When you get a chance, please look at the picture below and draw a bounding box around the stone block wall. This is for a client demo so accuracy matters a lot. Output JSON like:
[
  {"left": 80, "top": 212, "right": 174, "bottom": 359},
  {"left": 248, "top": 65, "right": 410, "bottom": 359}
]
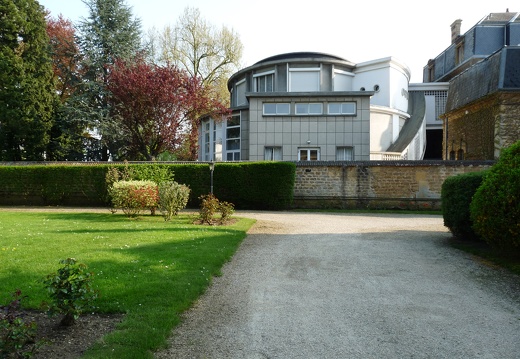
[{"left": 292, "top": 161, "right": 493, "bottom": 210}]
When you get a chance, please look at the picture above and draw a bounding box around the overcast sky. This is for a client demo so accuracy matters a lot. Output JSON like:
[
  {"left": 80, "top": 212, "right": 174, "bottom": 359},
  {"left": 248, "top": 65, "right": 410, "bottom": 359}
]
[{"left": 38, "top": 0, "right": 516, "bottom": 83}]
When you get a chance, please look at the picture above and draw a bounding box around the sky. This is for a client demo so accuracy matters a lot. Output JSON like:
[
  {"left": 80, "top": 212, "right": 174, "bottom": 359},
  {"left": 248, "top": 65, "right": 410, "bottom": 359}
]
[{"left": 38, "top": 0, "right": 516, "bottom": 83}]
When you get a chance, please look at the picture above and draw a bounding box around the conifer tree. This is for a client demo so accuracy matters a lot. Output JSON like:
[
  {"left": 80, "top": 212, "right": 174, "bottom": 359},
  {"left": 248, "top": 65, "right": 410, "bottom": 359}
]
[
  {"left": 75, "top": 0, "right": 142, "bottom": 160},
  {"left": 0, "top": 0, "right": 57, "bottom": 160}
]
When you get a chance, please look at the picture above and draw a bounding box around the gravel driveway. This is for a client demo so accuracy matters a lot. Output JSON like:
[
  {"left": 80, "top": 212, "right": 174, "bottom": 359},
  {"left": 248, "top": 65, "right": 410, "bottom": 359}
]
[{"left": 155, "top": 212, "right": 520, "bottom": 359}]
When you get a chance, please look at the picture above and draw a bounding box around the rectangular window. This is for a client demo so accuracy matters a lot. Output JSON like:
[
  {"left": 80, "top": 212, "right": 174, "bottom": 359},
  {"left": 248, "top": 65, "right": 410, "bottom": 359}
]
[
  {"left": 289, "top": 68, "right": 320, "bottom": 92},
  {"left": 298, "top": 148, "right": 320, "bottom": 161},
  {"left": 264, "top": 146, "right": 282, "bottom": 160},
  {"left": 336, "top": 146, "right": 353, "bottom": 161},
  {"left": 295, "top": 103, "right": 323, "bottom": 115},
  {"left": 235, "top": 80, "right": 246, "bottom": 106},
  {"left": 328, "top": 102, "right": 356, "bottom": 115},
  {"left": 225, "top": 114, "right": 240, "bottom": 160},
  {"left": 254, "top": 71, "right": 274, "bottom": 92},
  {"left": 263, "top": 103, "right": 290, "bottom": 115}
]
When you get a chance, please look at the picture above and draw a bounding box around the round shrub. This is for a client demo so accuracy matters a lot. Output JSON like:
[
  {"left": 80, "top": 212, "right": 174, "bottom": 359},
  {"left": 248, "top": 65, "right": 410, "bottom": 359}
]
[
  {"left": 441, "top": 171, "right": 487, "bottom": 240},
  {"left": 109, "top": 180, "right": 159, "bottom": 216},
  {"left": 470, "top": 141, "right": 520, "bottom": 255}
]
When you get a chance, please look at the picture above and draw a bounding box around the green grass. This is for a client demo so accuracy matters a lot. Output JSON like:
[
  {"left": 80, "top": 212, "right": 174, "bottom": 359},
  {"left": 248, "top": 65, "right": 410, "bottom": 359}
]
[{"left": 0, "top": 211, "right": 255, "bottom": 358}]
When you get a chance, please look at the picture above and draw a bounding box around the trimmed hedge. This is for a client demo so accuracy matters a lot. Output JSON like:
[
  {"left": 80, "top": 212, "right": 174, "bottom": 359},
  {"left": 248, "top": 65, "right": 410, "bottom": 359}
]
[
  {"left": 470, "top": 141, "right": 520, "bottom": 254},
  {"left": 0, "top": 162, "right": 296, "bottom": 210},
  {"left": 441, "top": 171, "right": 487, "bottom": 241}
]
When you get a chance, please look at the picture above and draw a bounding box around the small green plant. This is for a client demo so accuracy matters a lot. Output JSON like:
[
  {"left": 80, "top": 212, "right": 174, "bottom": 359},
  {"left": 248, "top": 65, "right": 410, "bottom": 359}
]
[
  {"left": 198, "top": 194, "right": 235, "bottom": 225},
  {"left": 42, "top": 258, "right": 98, "bottom": 327},
  {"left": 158, "top": 181, "right": 191, "bottom": 221},
  {"left": 1, "top": 290, "right": 41, "bottom": 358},
  {"left": 219, "top": 201, "right": 235, "bottom": 224},
  {"left": 109, "top": 180, "right": 159, "bottom": 217}
]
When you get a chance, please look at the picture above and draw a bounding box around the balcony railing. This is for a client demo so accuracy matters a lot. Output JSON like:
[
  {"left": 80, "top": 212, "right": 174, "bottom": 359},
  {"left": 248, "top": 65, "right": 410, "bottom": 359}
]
[{"left": 370, "top": 152, "right": 403, "bottom": 161}]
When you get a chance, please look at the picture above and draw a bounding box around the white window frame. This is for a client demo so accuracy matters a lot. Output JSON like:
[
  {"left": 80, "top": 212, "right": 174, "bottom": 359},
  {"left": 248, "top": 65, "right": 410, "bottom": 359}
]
[
  {"left": 253, "top": 70, "right": 275, "bottom": 92},
  {"left": 225, "top": 114, "right": 241, "bottom": 161},
  {"left": 263, "top": 103, "right": 291, "bottom": 116},
  {"left": 328, "top": 102, "right": 357, "bottom": 115},
  {"left": 298, "top": 148, "right": 320, "bottom": 161},
  {"left": 295, "top": 103, "right": 323, "bottom": 115}
]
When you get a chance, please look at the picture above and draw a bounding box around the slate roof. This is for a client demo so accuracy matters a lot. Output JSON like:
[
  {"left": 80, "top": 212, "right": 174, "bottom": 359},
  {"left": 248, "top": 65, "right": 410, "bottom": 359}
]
[{"left": 445, "top": 46, "right": 520, "bottom": 112}]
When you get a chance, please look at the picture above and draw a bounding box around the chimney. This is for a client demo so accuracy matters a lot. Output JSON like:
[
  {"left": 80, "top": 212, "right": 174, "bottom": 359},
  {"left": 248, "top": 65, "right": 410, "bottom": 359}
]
[{"left": 451, "top": 19, "right": 462, "bottom": 44}]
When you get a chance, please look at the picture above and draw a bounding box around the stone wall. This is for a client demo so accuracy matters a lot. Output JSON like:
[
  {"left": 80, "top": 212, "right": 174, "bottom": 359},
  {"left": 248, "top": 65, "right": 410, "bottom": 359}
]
[{"left": 292, "top": 161, "right": 493, "bottom": 210}]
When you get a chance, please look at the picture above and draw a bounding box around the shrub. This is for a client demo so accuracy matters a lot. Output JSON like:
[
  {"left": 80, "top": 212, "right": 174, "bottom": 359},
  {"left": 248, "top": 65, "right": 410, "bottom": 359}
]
[
  {"left": 109, "top": 180, "right": 159, "bottom": 217},
  {"left": 441, "top": 171, "right": 487, "bottom": 240},
  {"left": 470, "top": 141, "right": 520, "bottom": 255},
  {"left": 219, "top": 201, "right": 235, "bottom": 224},
  {"left": 158, "top": 181, "right": 191, "bottom": 221},
  {"left": 42, "top": 258, "right": 98, "bottom": 327},
  {"left": 198, "top": 194, "right": 221, "bottom": 225},
  {"left": 198, "top": 194, "right": 236, "bottom": 225},
  {"left": 0, "top": 290, "right": 41, "bottom": 358}
]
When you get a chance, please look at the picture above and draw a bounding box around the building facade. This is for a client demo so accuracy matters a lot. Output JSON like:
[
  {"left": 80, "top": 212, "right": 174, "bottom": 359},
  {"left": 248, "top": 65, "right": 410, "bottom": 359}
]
[
  {"left": 424, "top": 11, "right": 520, "bottom": 160},
  {"left": 199, "top": 52, "right": 425, "bottom": 162}
]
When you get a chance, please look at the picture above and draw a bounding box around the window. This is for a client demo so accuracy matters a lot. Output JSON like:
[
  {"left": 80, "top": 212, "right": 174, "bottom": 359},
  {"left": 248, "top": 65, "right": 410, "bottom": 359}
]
[
  {"left": 295, "top": 103, "right": 323, "bottom": 115},
  {"left": 336, "top": 146, "right": 353, "bottom": 161},
  {"left": 263, "top": 103, "right": 290, "bottom": 115},
  {"left": 328, "top": 102, "right": 356, "bottom": 115},
  {"left": 254, "top": 71, "right": 274, "bottom": 92},
  {"left": 455, "top": 43, "right": 464, "bottom": 65},
  {"left": 289, "top": 68, "right": 320, "bottom": 92},
  {"left": 333, "top": 69, "right": 353, "bottom": 91},
  {"left": 264, "top": 146, "right": 282, "bottom": 160},
  {"left": 235, "top": 79, "right": 246, "bottom": 106},
  {"left": 298, "top": 148, "right": 320, "bottom": 161},
  {"left": 225, "top": 114, "right": 240, "bottom": 160}
]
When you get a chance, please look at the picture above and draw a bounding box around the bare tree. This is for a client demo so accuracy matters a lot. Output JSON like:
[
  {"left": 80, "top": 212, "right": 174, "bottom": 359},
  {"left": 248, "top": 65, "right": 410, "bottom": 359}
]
[{"left": 147, "top": 7, "right": 243, "bottom": 105}]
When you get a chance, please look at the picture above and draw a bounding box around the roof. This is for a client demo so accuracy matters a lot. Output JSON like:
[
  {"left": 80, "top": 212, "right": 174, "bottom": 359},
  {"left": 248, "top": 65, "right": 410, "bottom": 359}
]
[
  {"left": 445, "top": 46, "right": 520, "bottom": 112},
  {"left": 478, "top": 11, "right": 520, "bottom": 24},
  {"left": 254, "top": 52, "right": 350, "bottom": 65}
]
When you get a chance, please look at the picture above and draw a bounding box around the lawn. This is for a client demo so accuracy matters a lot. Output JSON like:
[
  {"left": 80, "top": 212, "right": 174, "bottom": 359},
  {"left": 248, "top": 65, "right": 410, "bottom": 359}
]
[{"left": 0, "top": 210, "right": 255, "bottom": 358}]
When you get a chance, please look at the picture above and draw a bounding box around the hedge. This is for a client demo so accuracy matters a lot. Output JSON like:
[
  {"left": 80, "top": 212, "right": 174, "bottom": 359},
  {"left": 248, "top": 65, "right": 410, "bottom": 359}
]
[
  {"left": 441, "top": 171, "right": 487, "bottom": 241},
  {"left": 0, "top": 162, "right": 296, "bottom": 210}
]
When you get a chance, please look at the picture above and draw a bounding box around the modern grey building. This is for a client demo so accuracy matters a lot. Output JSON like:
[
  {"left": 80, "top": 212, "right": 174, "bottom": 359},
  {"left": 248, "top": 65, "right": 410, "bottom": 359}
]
[{"left": 199, "top": 52, "right": 425, "bottom": 162}]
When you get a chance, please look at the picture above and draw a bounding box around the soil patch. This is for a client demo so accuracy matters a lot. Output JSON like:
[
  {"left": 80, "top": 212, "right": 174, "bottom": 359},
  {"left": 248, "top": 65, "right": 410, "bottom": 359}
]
[{"left": 21, "top": 311, "right": 123, "bottom": 359}]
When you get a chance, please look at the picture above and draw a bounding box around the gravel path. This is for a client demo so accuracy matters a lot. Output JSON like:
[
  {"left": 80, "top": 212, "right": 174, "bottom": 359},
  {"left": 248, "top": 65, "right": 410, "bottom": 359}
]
[{"left": 154, "top": 212, "right": 520, "bottom": 359}]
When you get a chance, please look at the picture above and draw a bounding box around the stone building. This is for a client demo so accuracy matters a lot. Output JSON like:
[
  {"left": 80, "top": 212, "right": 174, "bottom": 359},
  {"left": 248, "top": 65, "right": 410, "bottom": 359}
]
[{"left": 424, "top": 11, "right": 520, "bottom": 159}]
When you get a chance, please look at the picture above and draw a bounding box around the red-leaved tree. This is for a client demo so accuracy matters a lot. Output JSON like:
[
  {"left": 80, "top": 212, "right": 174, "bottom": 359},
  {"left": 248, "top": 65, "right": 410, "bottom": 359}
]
[
  {"left": 107, "top": 58, "right": 229, "bottom": 160},
  {"left": 46, "top": 14, "right": 81, "bottom": 102}
]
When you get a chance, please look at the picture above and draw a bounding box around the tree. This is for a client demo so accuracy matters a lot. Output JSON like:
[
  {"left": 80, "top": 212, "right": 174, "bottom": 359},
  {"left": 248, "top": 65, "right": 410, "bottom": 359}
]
[
  {"left": 145, "top": 7, "right": 243, "bottom": 159},
  {"left": 0, "top": 0, "right": 57, "bottom": 160},
  {"left": 107, "top": 58, "right": 229, "bottom": 161},
  {"left": 153, "top": 7, "right": 243, "bottom": 104},
  {"left": 75, "top": 0, "right": 142, "bottom": 160},
  {"left": 45, "top": 13, "right": 87, "bottom": 160}
]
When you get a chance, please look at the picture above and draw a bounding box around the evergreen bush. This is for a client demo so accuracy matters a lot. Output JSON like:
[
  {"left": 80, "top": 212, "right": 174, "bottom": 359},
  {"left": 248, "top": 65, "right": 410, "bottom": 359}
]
[
  {"left": 470, "top": 141, "right": 520, "bottom": 255},
  {"left": 157, "top": 181, "right": 191, "bottom": 221}
]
